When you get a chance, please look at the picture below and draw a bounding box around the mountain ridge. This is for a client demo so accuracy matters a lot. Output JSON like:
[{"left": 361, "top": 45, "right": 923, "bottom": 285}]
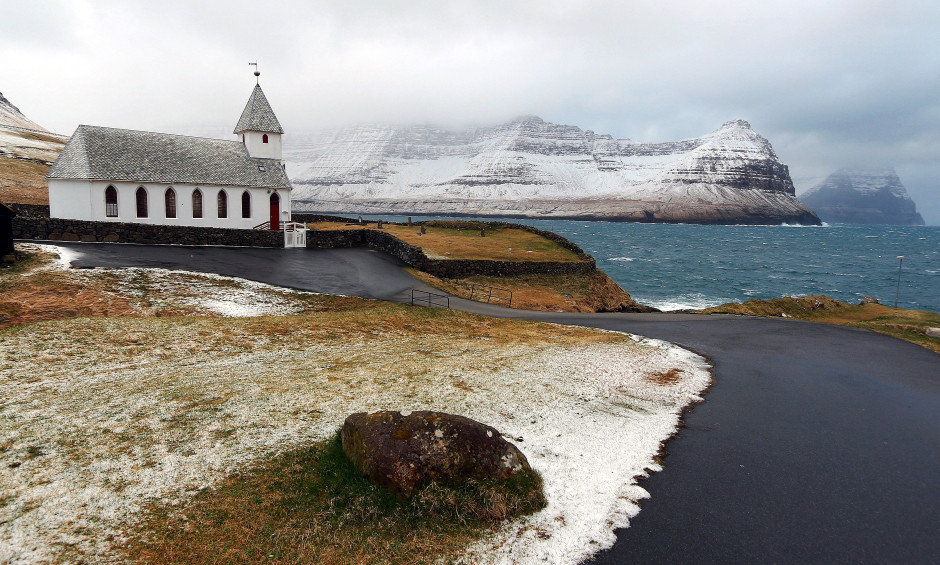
[
  {"left": 286, "top": 117, "right": 820, "bottom": 225},
  {"left": 0, "top": 90, "right": 66, "bottom": 205},
  {"left": 0, "top": 91, "right": 50, "bottom": 132}
]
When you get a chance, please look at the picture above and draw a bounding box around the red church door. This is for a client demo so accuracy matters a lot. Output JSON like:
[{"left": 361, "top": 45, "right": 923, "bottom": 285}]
[{"left": 269, "top": 193, "right": 280, "bottom": 230}]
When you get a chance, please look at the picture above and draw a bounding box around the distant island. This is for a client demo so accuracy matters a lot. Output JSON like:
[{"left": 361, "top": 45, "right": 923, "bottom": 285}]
[
  {"left": 286, "top": 117, "right": 821, "bottom": 225},
  {"left": 799, "top": 168, "right": 925, "bottom": 225}
]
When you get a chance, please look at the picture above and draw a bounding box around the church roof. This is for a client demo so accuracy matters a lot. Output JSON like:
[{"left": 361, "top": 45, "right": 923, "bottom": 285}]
[
  {"left": 233, "top": 84, "right": 284, "bottom": 134},
  {"left": 47, "top": 125, "right": 292, "bottom": 189}
]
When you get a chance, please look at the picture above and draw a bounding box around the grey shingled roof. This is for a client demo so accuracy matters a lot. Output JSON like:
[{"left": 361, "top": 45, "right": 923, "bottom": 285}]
[
  {"left": 233, "top": 84, "right": 284, "bottom": 134},
  {"left": 47, "top": 125, "right": 292, "bottom": 189}
]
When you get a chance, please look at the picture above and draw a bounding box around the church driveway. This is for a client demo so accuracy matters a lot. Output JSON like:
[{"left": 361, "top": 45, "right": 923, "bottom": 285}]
[{"left": 50, "top": 243, "right": 940, "bottom": 564}]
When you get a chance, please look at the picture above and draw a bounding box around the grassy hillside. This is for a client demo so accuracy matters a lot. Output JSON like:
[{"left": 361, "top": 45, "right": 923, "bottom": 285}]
[
  {"left": 697, "top": 295, "right": 940, "bottom": 354},
  {"left": 0, "top": 127, "right": 66, "bottom": 205}
]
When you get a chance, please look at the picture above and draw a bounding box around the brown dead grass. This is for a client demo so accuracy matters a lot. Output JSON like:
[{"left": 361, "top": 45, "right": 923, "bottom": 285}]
[
  {"left": 0, "top": 156, "right": 50, "bottom": 205},
  {"left": 0, "top": 245, "right": 622, "bottom": 349},
  {"left": 0, "top": 246, "right": 379, "bottom": 331},
  {"left": 407, "top": 268, "right": 655, "bottom": 313},
  {"left": 0, "top": 279, "right": 142, "bottom": 329},
  {"left": 698, "top": 295, "right": 940, "bottom": 354},
  {"left": 308, "top": 221, "right": 582, "bottom": 262},
  {"left": 647, "top": 368, "right": 682, "bottom": 386}
]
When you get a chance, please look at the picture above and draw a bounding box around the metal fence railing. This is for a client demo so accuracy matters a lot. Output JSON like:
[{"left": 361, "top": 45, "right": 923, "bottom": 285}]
[
  {"left": 468, "top": 283, "right": 512, "bottom": 307},
  {"left": 411, "top": 289, "right": 450, "bottom": 308}
]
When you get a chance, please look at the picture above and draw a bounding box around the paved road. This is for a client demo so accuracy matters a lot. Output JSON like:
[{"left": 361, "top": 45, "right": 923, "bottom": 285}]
[{"left": 52, "top": 243, "right": 940, "bottom": 563}]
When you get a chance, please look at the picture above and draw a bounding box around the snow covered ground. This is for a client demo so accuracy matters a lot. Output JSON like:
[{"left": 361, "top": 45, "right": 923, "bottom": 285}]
[{"left": 0, "top": 246, "right": 710, "bottom": 564}]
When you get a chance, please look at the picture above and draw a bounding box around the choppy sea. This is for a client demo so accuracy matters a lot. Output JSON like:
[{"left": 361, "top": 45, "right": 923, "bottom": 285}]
[{"left": 361, "top": 216, "right": 940, "bottom": 313}]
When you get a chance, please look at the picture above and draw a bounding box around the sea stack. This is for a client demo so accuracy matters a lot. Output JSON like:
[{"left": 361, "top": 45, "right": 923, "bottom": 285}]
[{"left": 799, "top": 168, "right": 925, "bottom": 225}]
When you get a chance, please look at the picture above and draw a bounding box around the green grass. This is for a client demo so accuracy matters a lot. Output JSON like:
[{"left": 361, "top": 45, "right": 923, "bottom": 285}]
[{"left": 124, "top": 431, "right": 545, "bottom": 565}]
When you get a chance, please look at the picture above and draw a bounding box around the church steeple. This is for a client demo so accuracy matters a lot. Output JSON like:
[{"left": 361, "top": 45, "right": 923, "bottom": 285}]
[{"left": 234, "top": 72, "right": 284, "bottom": 159}]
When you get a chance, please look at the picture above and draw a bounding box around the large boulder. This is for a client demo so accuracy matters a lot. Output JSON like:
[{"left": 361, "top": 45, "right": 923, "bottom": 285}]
[{"left": 341, "top": 410, "right": 532, "bottom": 499}]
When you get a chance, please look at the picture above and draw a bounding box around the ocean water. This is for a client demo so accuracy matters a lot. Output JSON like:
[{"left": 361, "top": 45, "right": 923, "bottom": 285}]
[{"left": 358, "top": 215, "right": 940, "bottom": 313}]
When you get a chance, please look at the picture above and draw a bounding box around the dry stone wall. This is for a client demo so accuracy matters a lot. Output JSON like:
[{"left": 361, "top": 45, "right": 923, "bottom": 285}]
[
  {"left": 13, "top": 215, "right": 283, "bottom": 247},
  {"left": 306, "top": 220, "right": 596, "bottom": 278},
  {"left": 11, "top": 207, "right": 596, "bottom": 275}
]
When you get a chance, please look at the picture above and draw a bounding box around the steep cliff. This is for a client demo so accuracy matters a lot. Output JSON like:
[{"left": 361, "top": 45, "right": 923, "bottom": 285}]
[
  {"left": 799, "top": 168, "right": 924, "bottom": 225},
  {"left": 287, "top": 117, "right": 820, "bottom": 225}
]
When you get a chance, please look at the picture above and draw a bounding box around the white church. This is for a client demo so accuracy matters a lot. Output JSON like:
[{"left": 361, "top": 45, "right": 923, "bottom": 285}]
[{"left": 47, "top": 76, "right": 295, "bottom": 232}]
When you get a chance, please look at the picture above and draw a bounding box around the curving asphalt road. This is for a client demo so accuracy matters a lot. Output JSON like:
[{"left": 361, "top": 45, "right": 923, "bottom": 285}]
[{"left": 50, "top": 243, "right": 940, "bottom": 564}]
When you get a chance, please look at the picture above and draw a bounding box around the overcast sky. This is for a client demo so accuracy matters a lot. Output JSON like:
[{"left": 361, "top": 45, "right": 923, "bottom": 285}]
[{"left": 3, "top": 0, "right": 938, "bottom": 222}]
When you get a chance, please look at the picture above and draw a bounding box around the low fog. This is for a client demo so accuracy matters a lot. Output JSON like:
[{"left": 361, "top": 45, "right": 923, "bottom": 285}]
[{"left": 3, "top": 0, "right": 938, "bottom": 221}]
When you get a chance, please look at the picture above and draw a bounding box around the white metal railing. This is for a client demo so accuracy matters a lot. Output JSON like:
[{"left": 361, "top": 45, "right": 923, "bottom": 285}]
[{"left": 282, "top": 222, "right": 307, "bottom": 248}]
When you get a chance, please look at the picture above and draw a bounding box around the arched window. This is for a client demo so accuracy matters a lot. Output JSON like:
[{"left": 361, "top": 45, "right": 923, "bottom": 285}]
[
  {"left": 241, "top": 191, "right": 251, "bottom": 218},
  {"left": 192, "top": 189, "right": 203, "bottom": 218},
  {"left": 217, "top": 190, "right": 228, "bottom": 218},
  {"left": 136, "top": 187, "right": 148, "bottom": 218},
  {"left": 262, "top": 133, "right": 269, "bottom": 144},
  {"left": 105, "top": 186, "right": 118, "bottom": 217},
  {"left": 165, "top": 188, "right": 176, "bottom": 218}
]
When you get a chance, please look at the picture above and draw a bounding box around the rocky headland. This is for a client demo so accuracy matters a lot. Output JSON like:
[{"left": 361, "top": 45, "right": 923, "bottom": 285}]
[
  {"left": 798, "top": 168, "right": 925, "bottom": 225},
  {"left": 287, "top": 117, "right": 821, "bottom": 225}
]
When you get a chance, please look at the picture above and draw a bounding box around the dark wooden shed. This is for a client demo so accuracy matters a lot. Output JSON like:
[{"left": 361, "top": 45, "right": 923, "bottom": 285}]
[{"left": 1, "top": 203, "right": 15, "bottom": 257}]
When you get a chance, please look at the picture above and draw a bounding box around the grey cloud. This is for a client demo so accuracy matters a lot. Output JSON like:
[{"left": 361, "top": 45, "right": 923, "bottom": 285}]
[{"left": 3, "top": 0, "right": 938, "bottom": 221}]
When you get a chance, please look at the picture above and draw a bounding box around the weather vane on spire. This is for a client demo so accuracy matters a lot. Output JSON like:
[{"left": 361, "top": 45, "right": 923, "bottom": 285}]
[{"left": 249, "top": 61, "right": 260, "bottom": 85}]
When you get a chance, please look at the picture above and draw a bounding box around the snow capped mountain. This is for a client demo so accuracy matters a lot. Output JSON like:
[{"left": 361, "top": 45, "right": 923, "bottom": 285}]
[
  {"left": 0, "top": 91, "right": 67, "bottom": 205},
  {"left": 799, "top": 168, "right": 924, "bottom": 225},
  {"left": 285, "top": 117, "right": 820, "bottom": 225},
  {"left": 0, "top": 91, "right": 49, "bottom": 132}
]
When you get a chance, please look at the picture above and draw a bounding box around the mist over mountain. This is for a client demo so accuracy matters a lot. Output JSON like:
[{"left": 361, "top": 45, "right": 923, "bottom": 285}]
[
  {"left": 286, "top": 117, "right": 820, "bottom": 225},
  {"left": 799, "top": 168, "right": 925, "bottom": 225}
]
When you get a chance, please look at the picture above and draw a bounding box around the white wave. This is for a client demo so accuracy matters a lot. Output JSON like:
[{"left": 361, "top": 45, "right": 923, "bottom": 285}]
[{"left": 642, "top": 293, "right": 729, "bottom": 311}]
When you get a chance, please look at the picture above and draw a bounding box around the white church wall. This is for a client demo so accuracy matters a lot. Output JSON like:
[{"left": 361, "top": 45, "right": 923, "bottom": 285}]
[
  {"left": 51, "top": 181, "right": 291, "bottom": 230},
  {"left": 48, "top": 179, "right": 95, "bottom": 220}
]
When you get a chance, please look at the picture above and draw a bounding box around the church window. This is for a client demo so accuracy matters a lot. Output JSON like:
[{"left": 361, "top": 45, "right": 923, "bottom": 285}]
[
  {"left": 105, "top": 186, "right": 118, "bottom": 217},
  {"left": 218, "top": 190, "right": 228, "bottom": 218},
  {"left": 165, "top": 188, "right": 176, "bottom": 218},
  {"left": 193, "top": 189, "right": 203, "bottom": 218},
  {"left": 262, "top": 134, "right": 269, "bottom": 143},
  {"left": 136, "top": 187, "right": 148, "bottom": 218},
  {"left": 242, "top": 191, "right": 251, "bottom": 218}
]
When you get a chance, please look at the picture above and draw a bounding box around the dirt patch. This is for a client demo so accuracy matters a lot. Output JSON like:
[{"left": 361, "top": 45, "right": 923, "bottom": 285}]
[{"left": 647, "top": 368, "right": 682, "bottom": 386}]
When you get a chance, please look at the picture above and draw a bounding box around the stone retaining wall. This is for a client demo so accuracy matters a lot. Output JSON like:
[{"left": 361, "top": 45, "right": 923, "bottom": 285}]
[
  {"left": 13, "top": 216, "right": 283, "bottom": 247},
  {"left": 7, "top": 203, "right": 50, "bottom": 218},
  {"left": 11, "top": 209, "right": 595, "bottom": 275},
  {"left": 306, "top": 225, "right": 596, "bottom": 278}
]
